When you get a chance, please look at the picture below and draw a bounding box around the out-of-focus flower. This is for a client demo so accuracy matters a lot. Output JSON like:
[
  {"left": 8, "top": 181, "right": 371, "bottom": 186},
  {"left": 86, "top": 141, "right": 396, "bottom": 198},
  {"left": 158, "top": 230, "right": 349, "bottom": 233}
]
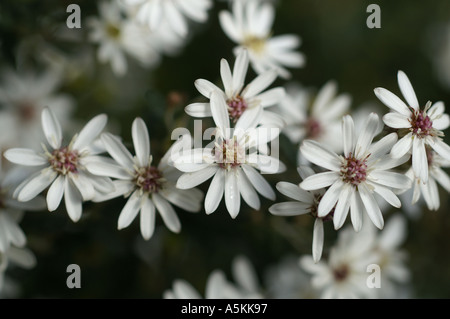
[
  {"left": 4, "top": 108, "right": 113, "bottom": 222},
  {"left": 219, "top": 0, "right": 305, "bottom": 79},
  {"left": 185, "top": 49, "right": 286, "bottom": 128},
  {"left": 374, "top": 70, "right": 450, "bottom": 183},
  {"left": 176, "top": 90, "right": 285, "bottom": 218},
  {"left": 0, "top": 246, "right": 37, "bottom": 294},
  {"left": 300, "top": 113, "right": 411, "bottom": 231},
  {"left": 87, "top": 1, "right": 162, "bottom": 76},
  {"left": 122, "top": 0, "right": 212, "bottom": 37},
  {"left": 0, "top": 68, "right": 74, "bottom": 150},
  {"left": 86, "top": 118, "right": 203, "bottom": 240}
]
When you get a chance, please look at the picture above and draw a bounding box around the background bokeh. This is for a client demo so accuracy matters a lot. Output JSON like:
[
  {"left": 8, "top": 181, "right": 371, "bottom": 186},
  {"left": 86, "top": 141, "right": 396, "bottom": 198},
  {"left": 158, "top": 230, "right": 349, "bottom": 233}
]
[{"left": 1, "top": 0, "right": 450, "bottom": 298}]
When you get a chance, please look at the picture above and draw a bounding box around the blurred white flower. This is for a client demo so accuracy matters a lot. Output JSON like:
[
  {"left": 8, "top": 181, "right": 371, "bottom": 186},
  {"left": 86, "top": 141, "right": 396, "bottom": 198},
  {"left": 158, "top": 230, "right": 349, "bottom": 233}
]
[
  {"left": 0, "top": 68, "right": 74, "bottom": 150},
  {"left": 176, "top": 90, "right": 285, "bottom": 218},
  {"left": 230, "top": 255, "right": 264, "bottom": 298},
  {"left": 219, "top": 0, "right": 305, "bottom": 79},
  {"left": 300, "top": 113, "right": 411, "bottom": 231},
  {"left": 88, "top": 1, "right": 162, "bottom": 76},
  {"left": 122, "top": 0, "right": 212, "bottom": 37},
  {"left": 374, "top": 70, "right": 450, "bottom": 183},
  {"left": 0, "top": 245, "right": 37, "bottom": 295},
  {"left": 86, "top": 118, "right": 203, "bottom": 240},
  {"left": 277, "top": 81, "right": 351, "bottom": 159},
  {"left": 270, "top": 166, "right": 332, "bottom": 263},
  {"left": 185, "top": 49, "right": 286, "bottom": 128},
  {"left": 4, "top": 108, "right": 114, "bottom": 222}
]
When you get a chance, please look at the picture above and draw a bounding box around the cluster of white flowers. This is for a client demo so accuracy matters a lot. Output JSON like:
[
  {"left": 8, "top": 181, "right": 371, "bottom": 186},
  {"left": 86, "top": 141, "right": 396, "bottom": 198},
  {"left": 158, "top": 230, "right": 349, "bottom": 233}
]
[{"left": 1, "top": 0, "right": 449, "bottom": 299}]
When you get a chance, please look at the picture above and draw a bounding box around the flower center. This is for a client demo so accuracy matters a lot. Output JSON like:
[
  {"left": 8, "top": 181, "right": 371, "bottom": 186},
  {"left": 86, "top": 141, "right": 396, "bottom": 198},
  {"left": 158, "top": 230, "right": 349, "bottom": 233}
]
[
  {"left": 49, "top": 147, "right": 79, "bottom": 175},
  {"left": 243, "top": 35, "right": 267, "bottom": 55},
  {"left": 305, "top": 118, "right": 322, "bottom": 139},
  {"left": 341, "top": 153, "right": 368, "bottom": 185},
  {"left": 410, "top": 110, "right": 433, "bottom": 138},
  {"left": 134, "top": 166, "right": 165, "bottom": 193},
  {"left": 106, "top": 23, "right": 121, "bottom": 39},
  {"left": 17, "top": 100, "right": 36, "bottom": 123},
  {"left": 227, "top": 95, "right": 248, "bottom": 122},
  {"left": 310, "top": 193, "right": 334, "bottom": 222},
  {"left": 215, "top": 138, "right": 245, "bottom": 170},
  {"left": 333, "top": 264, "right": 350, "bottom": 282}
]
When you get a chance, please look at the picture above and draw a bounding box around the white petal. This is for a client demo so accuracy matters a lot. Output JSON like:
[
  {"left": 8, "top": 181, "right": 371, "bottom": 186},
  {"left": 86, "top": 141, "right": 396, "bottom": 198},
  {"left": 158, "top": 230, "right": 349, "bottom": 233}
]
[
  {"left": 276, "top": 182, "right": 313, "bottom": 203},
  {"left": 368, "top": 181, "right": 401, "bottom": 208},
  {"left": 300, "top": 171, "right": 340, "bottom": 191},
  {"left": 69, "top": 173, "right": 96, "bottom": 201},
  {"left": 398, "top": 70, "right": 419, "bottom": 110},
  {"left": 165, "top": 0, "right": 187, "bottom": 36},
  {"left": 368, "top": 170, "right": 412, "bottom": 189},
  {"left": 101, "top": 133, "right": 134, "bottom": 168},
  {"left": 313, "top": 81, "right": 336, "bottom": 115},
  {"left": 255, "top": 154, "right": 286, "bottom": 174},
  {"left": 220, "top": 58, "right": 233, "bottom": 98},
  {"left": 184, "top": 103, "right": 212, "bottom": 118},
  {"left": 374, "top": 87, "right": 411, "bottom": 116},
  {"left": 84, "top": 160, "right": 131, "bottom": 180},
  {"left": 232, "top": 49, "right": 249, "bottom": 94},
  {"left": 269, "top": 202, "right": 311, "bottom": 216},
  {"left": 237, "top": 168, "right": 260, "bottom": 210},
  {"left": 390, "top": 132, "right": 413, "bottom": 158},
  {"left": 218, "top": 11, "right": 241, "bottom": 43},
  {"left": 73, "top": 114, "right": 107, "bottom": 150},
  {"left": 318, "top": 179, "right": 344, "bottom": 217},
  {"left": 383, "top": 112, "right": 411, "bottom": 129},
  {"left": 194, "top": 79, "right": 222, "bottom": 99},
  {"left": 358, "top": 184, "right": 384, "bottom": 229},
  {"left": 242, "top": 70, "right": 277, "bottom": 99},
  {"left": 235, "top": 105, "right": 262, "bottom": 132},
  {"left": 205, "top": 169, "right": 225, "bottom": 214},
  {"left": 368, "top": 132, "right": 398, "bottom": 161},
  {"left": 140, "top": 197, "right": 156, "bottom": 240},
  {"left": 153, "top": 193, "right": 181, "bottom": 233},
  {"left": 312, "top": 219, "right": 324, "bottom": 263},
  {"left": 332, "top": 184, "right": 351, "bottom": 230},
  {"left": 242, "top": 164, "right": 275, "bottom": 200},
  {"left": 355, "top": 113, "right": 380, "bottom": 158},
  {"left": 350, "top": 189, "right": 363, "bottom": 232},
  {"left": 176, "top": 165, "right": 218, "bottom": 189},
  {"left": 4, "top": 149, "right": 47, "bottom": 166},
  {"left": 300, "top": 140, "right": 341, "bottom": 171},
  {"left": 161, "top": 186, "right": 203, "bottom": 213},
  {"left": 297, "top": 166, "right": 315, "bottom": 180},
  {"left": 432, "top": 167, "right": 450, "bottom": 192},
  {"left": 430, "top": 138, "right": 450, "bottom": 162},
  {"left": 256, "top": 87, "right": 286, "bottom": 107},
  {"left": 210, "top": 90, "right": 230, "bottom": 133},
  {"left": 342, "top": 115, "right": 355, "bottom": 157},
  {"left": 41, "top": 107, "right": 62, "bottom": 149},
  {"left": 118, "top": 190, "right": 141, "bottom": 230},
  {"left": 132, "top": 117, "right": 150, "bottom": 167},
  {"left": 432, "top": 114, "right": 450, "bottom": 131},
  {"left": 64, "top": 177, "right": 83, "bottom": 222},
  {"left": 379, "top": 214, "right": 406, "bottom": 249},
  {"left": 18, "top": 170, "right": 57, "bottom": 202},
  {"left": 412, "top": 137, "right": 428, "bottom": 183},
  {"left": 225, "top": 170, "right": 240, "bottom": 218},
  {"left": 46, "top": 175, "right": 65, "bottom": 212}
]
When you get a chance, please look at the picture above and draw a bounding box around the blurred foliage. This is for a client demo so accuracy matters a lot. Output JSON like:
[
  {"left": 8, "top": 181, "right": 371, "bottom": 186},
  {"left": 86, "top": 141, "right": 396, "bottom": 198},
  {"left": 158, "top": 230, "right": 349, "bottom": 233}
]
[{"left": 1, "top": 0, "right": 450, "bottom": 298}]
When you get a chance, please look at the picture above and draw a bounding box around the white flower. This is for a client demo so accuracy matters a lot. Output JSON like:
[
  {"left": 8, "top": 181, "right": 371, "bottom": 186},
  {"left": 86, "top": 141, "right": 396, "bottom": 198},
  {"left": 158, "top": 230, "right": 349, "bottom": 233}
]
[
  {"left": 299, "top": 224, "right": 378, "bottom": 299},
  {"left": 219, "top": 0, "right": 305, "bottom": 79},
  {"left": 270, "top": 166, "right": 333, "bottom": 263},
  {"left": 85, "top": 117, "right": 203, "bottom": 240},
  {"left": 277, "top": 81, "right": 351, "bottom": 156},
  {"left": 0, "top": 165, "right": 46, "bottom": 252},
  {"left": 0, "top": 245, "right": 37, "bottom": 294},
  {"left": 374, "top": 70, "right": 450, "bottom": 183},
  {"left": 185, "top": 49, "right": 286, "bottom": 128},
  {"left": 4, "top": 108, "right": 113, "bottom": 222},
  {"left": 299, "top": 113, "right": 411, "bottom": 231},
  {"left": 176, "top": 90, "right": 285, "bottom": 218},
  {"left": 404, "top": 148, "right": 450, "bottom": 211},
  {"left": 123, "top": 0, "right": 212, "bottom": 37},
  {"left": 0, "top": 68, "right": 74, "bottom": 150},
  {"left": 88, "top": 1, "right": 161, "bottom": 76}
]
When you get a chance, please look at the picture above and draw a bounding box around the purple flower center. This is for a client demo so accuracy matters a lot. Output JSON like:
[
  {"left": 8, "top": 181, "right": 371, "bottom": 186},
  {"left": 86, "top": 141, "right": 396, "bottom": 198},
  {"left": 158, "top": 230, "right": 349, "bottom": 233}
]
[
  {"left": 49, "top": 147, "right": 79, "bottom": 175},
  {"left": 341, "top": 154, "right": 368, "bottom": 185},
  {"left": 333, "top": 264, "right": 350, "bottom": 282},
  {"left": 134, "top": 166, "right": 164, "bottom": 193},
  {"left": 411, "top": 110, "right": 433, "bottom": 137},
  {"left": 227, "top": 96, "right": 248, "bottom": 122},
  {"left": 305, "top": 118, "right": 322, "bottom": 139}
]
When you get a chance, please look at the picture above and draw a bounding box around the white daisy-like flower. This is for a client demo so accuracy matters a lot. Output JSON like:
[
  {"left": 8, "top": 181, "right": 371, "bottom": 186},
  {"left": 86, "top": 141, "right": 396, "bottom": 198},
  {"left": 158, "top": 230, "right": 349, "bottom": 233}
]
[
  {"left": 88, "top": 1, "right": 161, "bottom": 76},
  {"left": 277, "top": 81, "right": 351, "bottom": 156},
  {"left": 4, "top": 108, "right": 113, "bottom": 223},
  {"left": 404, "top": 148, "right": 450, "bottom": 211},
  {"left": 219, "top": 0, "right": 305, "bottom": 79},
  {"left": 185, "top": 49, "right": 286, "bottom": 127},
  {"left": 299, "top": 113, "right": 411, "bottom": 231},
  {"left": 0, "top": 165, "right": 46, "bottom": 252},
  {"left": 122, "top": 0, "right": 212, "bottom": 37},
  {"left": 0, "top": 68, "right": 74, "bottom": 150},
  {"left": 269, "top": 166, "right": 334, "bottom": 263},
  {"left": 374, "top": 70, "right": 450, "bottom": 183},
  {"left": 176, "top": 90, "right": 285, "bottom": 218},
  {"left": 85, "top": 117, "right": 203, "bottom": 240},
  {"left": 299, "top": 224, "right": 378, "bottom": 299},
  {"left": 0, "top": 245, "right": 37, "bottom": 294}
]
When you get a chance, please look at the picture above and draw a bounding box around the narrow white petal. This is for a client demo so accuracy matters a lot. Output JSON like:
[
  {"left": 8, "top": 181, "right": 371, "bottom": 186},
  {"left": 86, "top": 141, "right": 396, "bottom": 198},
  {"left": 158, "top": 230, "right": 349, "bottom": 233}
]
[
  {"left": 205, "top": 169, "right": 225, "bottom": 214},
  {"left": 101, "top": 133, "right": 134, "bottom": 168},
  {"left": 225, "top": 171, "right": 240, "bottom": 218},
  {"left": 64, "top": 177, "right": 83, "bottom": 222},
  {"left": 165, "top": 1, "right": 187, "bottom": 36},
  {"left": 312, "top": 219, "right": 324, "bottom": 263},
  {"left": 176, "top": 166, "right": 218, "bottom": 189},
  {"left": 269, "top": 202, "right": 311, "bottom": 216},
  {"left": 4, "top": 149, "right": 47, "bottom": 166},
  {"left": 161, "top": 186, "right": 203, "bottom": 213},
  {"left": 398, "top": 70, "right": 419, "bottom": 110},
  {"left": 300, "top": 172, "right": 339, "bottom": 191},
  {"left": 355, "top": 113, "right": 380, "bottom": 158},
  {"left": 318, "top": 179, "right": 344, "bottom": 217},
  {"left": 132, "top": 117, "right": 150, "bottom": 167},
  {"left": 242, "top": 164, "right": 275, "bottom": 200},
  {"left": 432, "top": 167, "right": 450, "bottom": 192},
  {"left": 46, "top": 175, "right": 65, "bottom": 212},
  {"left": 313, "top": 81, "right": 336, "bottom": 115},
  {"left": 412, "top": 137, "right": 428, "bottom": 183},
  {"left": 218, "top": 11, "right": 241, "bottom": 43},
  {"left": 210, "top": 90, "right": 230, "bottom": 133},
  {"left": 332, "top": 184, "right": 351, "bottom": 230},
  {"left": 184, "top": 103, "right": 212, "bottom": 118},
  {"left": 432, "top": 114, "right": 450, "bottom": 131},
  {"left": 237, "top": 168, "right": 260, "bottom": 210},
  {"left": 390, "top": 132, "right": 413, "bottom": 158},
  {"left": 73, "top": 114, "right": 107, "bottom": 150},
  {"left": 374, "top": 87, "right": 411, "bottom": 116},
  {"left": 153, "top": 193, "right": 181, "bottom": 233},
  {"left": 297, "top": 166, "right": 315, "bottom": 180},
  {"left": 69, "top": 173, "right": 95, "bottom": 201},
  {"left": 276, "top": 182, "right": 313, "bottom": 203},
  {"left": 383, "top": 112, "right": 411, "bottom": 129},
  {"left": 256, "top": 87, "right": 286, "bottom": 107},
  {"left": 140, "top": 197, "right": 156, "bottom": 240},
  {"left": 118, "top": 190, "right": 141, "bottom": 230},
  {"left": 18, "top": 170, "right": 57, "bottom": 202},
  {"left": 367, "top": 181, "right": 401, "bottom": 208},
  {"left": 41, "top": 107, "right": 62, "bottom": 149},
  {"left": 368, "top": 132, "right": 398, "bottom": 160},
  {"left": 430, "top": 138, "right": 450, "bottom": 162},
  {"left": 368, "top": 170, "right": 412, "bottom": 190},
  {"left": 84, "top": 160, "right": 131, "bottom": 180},
  {"left": 379, "top": 214, "right": 407, "bottom": 249},
  {"left": 255, "top": 154, "right": 286, "bottom": 174},
  {"left": 300, "top": 140, "right": 341, "bottom": 171},
  {"left": 242, "top": 70, "right": 277, "bottom": 99},
  {"left": 342, "top": 115, "right": 355, "bottom": 157},
  {"left": 358, "top": 184, "right": 384, "bottom": 229},
  {"left": 350, "top": 189, "right": 363, "bottom": 232},
  {"left": 235, "top": 105, "right": 262, "bottom": 132},
  {"left": 220, "top": 58, "right": 233, "bottom": 98},
  {"left": 194, "top": 79, "right": 222, "bottom": 99}
]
